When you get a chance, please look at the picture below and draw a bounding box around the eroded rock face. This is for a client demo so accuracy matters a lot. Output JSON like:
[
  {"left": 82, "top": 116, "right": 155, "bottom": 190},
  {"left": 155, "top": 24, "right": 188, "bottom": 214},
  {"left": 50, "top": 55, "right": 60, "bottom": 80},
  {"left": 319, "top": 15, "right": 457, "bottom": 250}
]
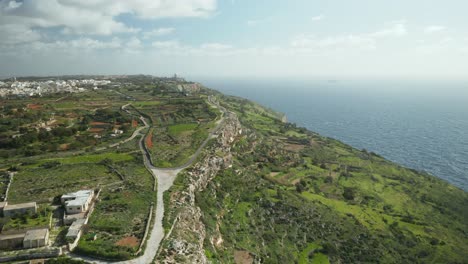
[{"left": 158, "top": 112, "right": 242, "bottom": 264}]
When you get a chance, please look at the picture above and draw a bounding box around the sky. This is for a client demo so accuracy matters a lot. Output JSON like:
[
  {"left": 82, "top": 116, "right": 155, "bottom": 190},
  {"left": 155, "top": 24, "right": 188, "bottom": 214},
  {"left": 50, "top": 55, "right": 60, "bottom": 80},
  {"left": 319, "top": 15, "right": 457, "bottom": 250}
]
[{"left": 0, "top": 0, "right": 467, "bottom": 80}]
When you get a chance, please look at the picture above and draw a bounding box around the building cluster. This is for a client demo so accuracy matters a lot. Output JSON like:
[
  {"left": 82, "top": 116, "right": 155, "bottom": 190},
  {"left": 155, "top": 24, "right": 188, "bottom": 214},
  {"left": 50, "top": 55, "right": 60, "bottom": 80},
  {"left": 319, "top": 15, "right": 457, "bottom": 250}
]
[
  {"left": 0, "top": 201, "right": 49, "bottom": 250},
  {"left": 0, "top": 79, "right": 111, "bottom": 97},
  {"left": 0, "top": 189, "right": 96, "bottom": 252},
  {"left": 61, "top": 190, "right": 95, "bottom": 242}
]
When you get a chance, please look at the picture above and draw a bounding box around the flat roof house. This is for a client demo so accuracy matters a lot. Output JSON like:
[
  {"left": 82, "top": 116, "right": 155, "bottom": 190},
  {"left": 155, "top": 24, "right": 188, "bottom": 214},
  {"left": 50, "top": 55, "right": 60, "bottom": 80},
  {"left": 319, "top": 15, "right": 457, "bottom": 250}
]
[
  {"left": 0, "top": 232, "right": 25, "bottom": 250},
  {"left": 3, "top": 202, "right": 37, "bottom": 218},
  {"left": 61, "top": 190, "right": 94, "bottom": 215},
  {"left": 23, "top": 229, "right": 49, "bottom": 249},
  {"left": 65, "top": 218, "right": 86, "bottom": 242}
]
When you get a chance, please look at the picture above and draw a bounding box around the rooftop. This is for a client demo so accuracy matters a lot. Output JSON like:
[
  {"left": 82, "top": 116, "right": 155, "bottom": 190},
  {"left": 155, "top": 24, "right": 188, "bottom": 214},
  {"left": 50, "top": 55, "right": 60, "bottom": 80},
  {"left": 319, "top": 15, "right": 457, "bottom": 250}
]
[
  {"left": 66, "top": 228, "right": 81, "bottom": 238},
  {"left": 4, "top": 202, "right": 36, "bottom": 211},
  {"left": 0, "top": 233, "right": 25, "bottom": 241},
  {"left": 66, "top": 219, "right": 86, "bottom": 238},
  {"left": 62, "top": 190, "right": 93, "bottom": 207},
  {"left": 24, "top": 229, "right": 48, "bottom": 241}
]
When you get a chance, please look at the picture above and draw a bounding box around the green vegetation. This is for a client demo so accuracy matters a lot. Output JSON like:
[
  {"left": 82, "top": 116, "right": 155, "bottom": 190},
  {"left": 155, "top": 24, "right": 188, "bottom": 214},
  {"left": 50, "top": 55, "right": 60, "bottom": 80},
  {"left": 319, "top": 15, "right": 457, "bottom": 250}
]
[
  {"left": 168, "top": 123, "right": 198, "bottom": 136},
  {"left": 0, "top": 89, "right": 136, "bottom": 158},
  {"left": 163, "top": 94, "right": 468, "bottom": 263},
  {"left": 2, "top": 76, "right": 467, "bottom": 263},
  {"left": 131, "top": 96, "right": 218, "bottom": 167},
  {"left": 8, "top": 162, "right": 120, "bottom": 203},
  {"left": 1, "top": 206, "right": 52, "bottom": 232},
  {"left": 74, "top": 155, "right": 155, "bottom": 260}
]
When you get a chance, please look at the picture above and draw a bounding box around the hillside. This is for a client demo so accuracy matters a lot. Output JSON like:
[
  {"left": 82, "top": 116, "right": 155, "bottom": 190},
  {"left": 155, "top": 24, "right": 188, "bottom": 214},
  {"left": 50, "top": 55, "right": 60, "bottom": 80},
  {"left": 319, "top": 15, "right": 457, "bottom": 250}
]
[
  {"left": 0, "top": 77, "right": 466, "bottom": 263},
  {"left": 159, "top": 90, "right": 468, "bottom": 264}
]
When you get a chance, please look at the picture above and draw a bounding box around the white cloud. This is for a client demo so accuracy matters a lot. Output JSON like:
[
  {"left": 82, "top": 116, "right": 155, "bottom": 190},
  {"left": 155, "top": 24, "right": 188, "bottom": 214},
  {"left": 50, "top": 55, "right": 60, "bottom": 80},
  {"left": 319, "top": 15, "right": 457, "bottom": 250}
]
[
  {"left": 200, "top": 43, "right": 232, "bottom": 50},
  {"left": 150, "top": 40, "right": 238, "bottom": 56},
  {"left": 0, "top": 24, "right": 41, "bottom": 44},
  {"left": 424, "top": 25, "right": 446, "bottom": 34},
  {"left": 5, "top": 0, "right": 21, "bottom": 10},
  {"left": 127, "top": 37, "right": 142, "bottom": 49},
  {"left": 0, "top": 0, "right": 216, "bottom": 36},
  {"left": 311, "top": 15, "right": 325, "bottom": 21},
  {"left": 372, "top": 21, "right": 407, "bottom": 37},
  {"left": 289, "top": 21, "right": 410, "bottom": 53},
  {"left": 291, "top": 34, "right": 376, "bottom": 51},
  {"left": 143, "top": 27, "right": 175, "bottom": 39},
  {"left": 246, "top": 18, "right": 270, "bottom": 26},
  {"left": 152, "top": 40, "right": 182, "bottom": 49}
]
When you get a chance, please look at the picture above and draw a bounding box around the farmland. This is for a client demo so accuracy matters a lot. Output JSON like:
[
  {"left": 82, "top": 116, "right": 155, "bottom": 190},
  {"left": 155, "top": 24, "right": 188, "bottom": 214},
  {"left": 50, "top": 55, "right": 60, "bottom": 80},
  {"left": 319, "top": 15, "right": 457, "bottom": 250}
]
[{"left": 0, "top": 75, "right": 216, "bottom": 260}]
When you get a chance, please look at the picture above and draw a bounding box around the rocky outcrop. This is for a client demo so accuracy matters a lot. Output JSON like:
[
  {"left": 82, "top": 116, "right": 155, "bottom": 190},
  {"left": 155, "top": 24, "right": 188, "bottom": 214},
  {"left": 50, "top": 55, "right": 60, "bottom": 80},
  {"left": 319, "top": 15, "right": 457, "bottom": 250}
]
[{"left": 157, "top": 112, "right": 242, "bottom": 263}]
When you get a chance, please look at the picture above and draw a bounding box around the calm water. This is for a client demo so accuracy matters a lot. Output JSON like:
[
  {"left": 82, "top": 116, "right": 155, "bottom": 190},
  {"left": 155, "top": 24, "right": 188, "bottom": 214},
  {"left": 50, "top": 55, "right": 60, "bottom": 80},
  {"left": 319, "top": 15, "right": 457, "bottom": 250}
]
[{"left": 199, "top": 78, "right": 468, "bottom": 191}]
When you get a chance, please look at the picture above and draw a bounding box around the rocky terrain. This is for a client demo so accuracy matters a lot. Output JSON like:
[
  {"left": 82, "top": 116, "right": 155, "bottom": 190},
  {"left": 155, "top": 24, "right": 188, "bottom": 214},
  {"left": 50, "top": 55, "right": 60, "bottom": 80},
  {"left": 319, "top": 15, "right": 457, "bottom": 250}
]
[{"left": 158, "top": 111, "right": 242, "bottom": 263}]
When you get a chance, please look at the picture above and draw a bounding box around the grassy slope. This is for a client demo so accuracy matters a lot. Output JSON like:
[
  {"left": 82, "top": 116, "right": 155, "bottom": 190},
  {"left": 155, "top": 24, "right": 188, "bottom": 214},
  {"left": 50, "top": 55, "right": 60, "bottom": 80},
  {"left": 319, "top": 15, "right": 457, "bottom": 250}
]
[{"left": 194, "top": 94, "right": 468, "bottom": 263}]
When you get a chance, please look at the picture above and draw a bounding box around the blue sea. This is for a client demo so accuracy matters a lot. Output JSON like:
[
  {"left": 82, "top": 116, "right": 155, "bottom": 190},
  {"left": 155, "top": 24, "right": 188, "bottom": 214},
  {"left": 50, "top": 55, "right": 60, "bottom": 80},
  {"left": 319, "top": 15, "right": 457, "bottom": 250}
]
[{"left": 199, "top": 78, "right": 468, "bottom": 191}]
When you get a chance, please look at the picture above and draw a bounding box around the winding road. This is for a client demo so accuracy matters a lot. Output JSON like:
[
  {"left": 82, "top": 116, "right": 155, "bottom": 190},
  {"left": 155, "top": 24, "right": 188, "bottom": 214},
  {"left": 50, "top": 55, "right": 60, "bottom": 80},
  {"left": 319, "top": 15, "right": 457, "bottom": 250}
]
[{"left": 71, "top": 96, "right": 226, "bottom": 264}]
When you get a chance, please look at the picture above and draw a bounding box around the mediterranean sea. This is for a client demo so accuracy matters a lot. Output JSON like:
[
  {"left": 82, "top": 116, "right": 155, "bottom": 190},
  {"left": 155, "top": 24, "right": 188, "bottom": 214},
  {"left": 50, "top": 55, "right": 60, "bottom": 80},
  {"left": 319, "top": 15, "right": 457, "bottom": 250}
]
[{"left": 199, "top": 78, "right": 468, "bottom": 191}]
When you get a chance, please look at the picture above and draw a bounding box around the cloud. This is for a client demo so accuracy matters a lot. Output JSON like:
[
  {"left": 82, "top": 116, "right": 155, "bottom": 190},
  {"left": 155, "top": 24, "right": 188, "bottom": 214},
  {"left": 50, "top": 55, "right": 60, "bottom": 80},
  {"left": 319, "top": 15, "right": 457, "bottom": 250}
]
[
  {"left": 152, "top": 40, "right": 182, "bottom": 49},
  {"left": 311, "top": 15, "right": 325, "bottom": 21},
  {"left": 291, "top": 34, "right": 376, "bottom": 51},
  {"left": 246, "top": 18, "right": 271, "bottom": 26},
  {"left": 0, "top": 0, "right": 216, "bottom": 36},
  {"left": 289, "top": 21, "right": 410, "bottom": 53},
  {"left": 424, "top": 25, "right": 446, "bottom": 34},
  {"left": 150, "top": 40, "right": 237, "bottom": 56},
  {"left": 371, "top": 21, "right": 407, "bottom": 37},
  {"left": 143, "top": 27, "right": 175, "bottom": 39},
  {"left": 200, "top": 43, "right": 232, "bottom": 50},
  {"left": 126, "top": 37, "right": 142, "bottom": 49},
  {"left": 0, "top": 23, "right": 42, "bottom": 44}
]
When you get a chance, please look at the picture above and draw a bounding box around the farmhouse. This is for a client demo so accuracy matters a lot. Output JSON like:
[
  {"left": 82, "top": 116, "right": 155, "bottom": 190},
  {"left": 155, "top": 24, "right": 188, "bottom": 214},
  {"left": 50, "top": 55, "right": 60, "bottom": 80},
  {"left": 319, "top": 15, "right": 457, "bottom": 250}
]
[
  {"left": 61, "top": 190, "right": 94, "bottom": 215},
  {"left": 3, "top": 202, "right": 37, "bottom": 217},
  {"left": 23, "top": 229, "right": 49, "bottom": 249},
  {"left": 0, "top": 232, "right": 25, "bottom": 250}
]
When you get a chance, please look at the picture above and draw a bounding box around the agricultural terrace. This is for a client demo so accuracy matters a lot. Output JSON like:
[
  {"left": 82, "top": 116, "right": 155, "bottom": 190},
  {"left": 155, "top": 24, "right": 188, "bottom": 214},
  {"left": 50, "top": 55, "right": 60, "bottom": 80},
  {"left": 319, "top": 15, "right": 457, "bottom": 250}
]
[
  {"left": 7, "top": 146, "right": 155, "bottom": 260},
  {"left": 132, "top": 97, "right": 219, "bottom": 167},
  {"left": 0, "top": 75, "right": 213, "bottom": 260},
  {"left": 0, "top": 88, "right": 138, "bottom": 159}
]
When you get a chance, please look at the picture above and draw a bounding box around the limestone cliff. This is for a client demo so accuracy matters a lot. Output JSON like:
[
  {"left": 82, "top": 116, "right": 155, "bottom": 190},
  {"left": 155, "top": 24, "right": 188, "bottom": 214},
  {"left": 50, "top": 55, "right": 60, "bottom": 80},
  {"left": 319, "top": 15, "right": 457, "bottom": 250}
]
[{"left": 157, "top": 112, "right": 242, "bottom": 263}]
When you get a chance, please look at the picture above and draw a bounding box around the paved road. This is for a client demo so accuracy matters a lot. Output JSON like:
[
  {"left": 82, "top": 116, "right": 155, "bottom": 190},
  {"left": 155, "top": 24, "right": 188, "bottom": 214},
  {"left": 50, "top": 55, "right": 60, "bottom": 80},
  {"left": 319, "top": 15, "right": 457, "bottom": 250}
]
[{"left": 71, "top": 96, "right": 227, "bottom": 264}]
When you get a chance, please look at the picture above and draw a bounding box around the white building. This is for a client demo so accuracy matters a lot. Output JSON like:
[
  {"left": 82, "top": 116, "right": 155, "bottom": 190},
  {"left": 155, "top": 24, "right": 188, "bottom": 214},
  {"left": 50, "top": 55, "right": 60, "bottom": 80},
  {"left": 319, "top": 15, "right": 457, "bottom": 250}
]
[{"left": 61, "top": 190, "right": 94, "bottom": 215}]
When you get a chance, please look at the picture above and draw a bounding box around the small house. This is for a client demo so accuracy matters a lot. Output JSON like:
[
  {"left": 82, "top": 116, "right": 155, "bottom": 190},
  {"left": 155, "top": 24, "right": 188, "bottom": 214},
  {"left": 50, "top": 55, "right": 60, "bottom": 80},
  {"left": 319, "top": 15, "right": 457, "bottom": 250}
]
[
  {"left": 0, "top": 232, "right": 25, "bottom": 250},
  {"left": 61, "top": 190, "right": 94, "bottom": 215},
  {"left": 3, "top": 202, "right": 37, "bottom": 218},
  {"left": 23, "top": 229, "right": 49, "bottom": 249}
]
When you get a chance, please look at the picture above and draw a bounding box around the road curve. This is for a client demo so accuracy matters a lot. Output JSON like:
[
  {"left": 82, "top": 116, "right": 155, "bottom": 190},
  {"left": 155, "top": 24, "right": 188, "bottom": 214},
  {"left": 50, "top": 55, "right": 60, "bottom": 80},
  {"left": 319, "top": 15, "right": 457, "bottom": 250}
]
[{"left": 70, "top": 96, "right": 225, "bottom": 264}]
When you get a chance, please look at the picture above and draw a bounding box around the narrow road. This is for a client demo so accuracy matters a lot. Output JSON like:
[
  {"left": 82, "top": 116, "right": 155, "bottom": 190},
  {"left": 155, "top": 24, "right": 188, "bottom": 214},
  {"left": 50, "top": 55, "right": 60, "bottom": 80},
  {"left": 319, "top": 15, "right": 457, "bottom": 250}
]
[{"left": 71, "top": 96, "right": 226, "bottom": 264}]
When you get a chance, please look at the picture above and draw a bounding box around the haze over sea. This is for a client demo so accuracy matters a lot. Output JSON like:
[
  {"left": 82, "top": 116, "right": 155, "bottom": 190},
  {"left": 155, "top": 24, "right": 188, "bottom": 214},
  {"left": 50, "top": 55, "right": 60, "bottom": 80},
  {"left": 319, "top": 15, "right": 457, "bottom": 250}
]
[{"left": 200, "top": 78, "right": 468, "bottom": 191}]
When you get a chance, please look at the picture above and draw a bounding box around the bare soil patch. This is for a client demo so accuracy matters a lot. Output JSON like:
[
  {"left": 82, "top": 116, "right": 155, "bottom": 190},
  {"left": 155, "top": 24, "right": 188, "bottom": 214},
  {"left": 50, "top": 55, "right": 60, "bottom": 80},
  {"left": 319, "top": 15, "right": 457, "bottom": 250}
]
[
  {"left": 284, "top": 143, "right": 305, "bottom": 152},
  {"left": 115, "top": 236, "right": 139, "bottom": 248},
  {"left": 234, "top": 250, "right": 253, "bottom": 264}
]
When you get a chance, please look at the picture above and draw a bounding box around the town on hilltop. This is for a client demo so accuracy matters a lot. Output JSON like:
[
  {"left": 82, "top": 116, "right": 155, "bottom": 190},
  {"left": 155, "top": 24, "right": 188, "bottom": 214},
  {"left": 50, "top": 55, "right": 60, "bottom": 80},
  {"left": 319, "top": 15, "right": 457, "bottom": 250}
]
[{"left": 0, "top": 78, "right": 111, "bottom": 97}]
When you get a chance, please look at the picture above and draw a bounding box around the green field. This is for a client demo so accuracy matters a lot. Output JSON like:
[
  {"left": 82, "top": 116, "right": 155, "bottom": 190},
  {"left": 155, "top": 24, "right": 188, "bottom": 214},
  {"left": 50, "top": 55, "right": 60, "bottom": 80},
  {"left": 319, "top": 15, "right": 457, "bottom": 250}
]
[
  {"left": 2, "top": 206, "right": 52, "bottom": 232},
  {"left": 168, "top": 123, "right": 198, "bottom": 136}
]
